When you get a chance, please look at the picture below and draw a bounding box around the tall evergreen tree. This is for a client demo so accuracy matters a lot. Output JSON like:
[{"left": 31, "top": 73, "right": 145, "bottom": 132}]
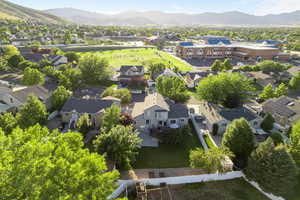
[{"left": 245, "top": 138, "right": 298, "bottom": 197}]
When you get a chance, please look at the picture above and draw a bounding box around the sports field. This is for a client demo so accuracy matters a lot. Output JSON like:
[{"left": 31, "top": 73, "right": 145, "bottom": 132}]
[{"left": 79, "top": 48, "right": 193, "bottom": 71}]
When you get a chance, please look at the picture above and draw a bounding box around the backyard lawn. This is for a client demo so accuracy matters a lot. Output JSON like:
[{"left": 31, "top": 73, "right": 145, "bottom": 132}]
[
  {"left": 133, "top": 127, "right": 202, "bottom": 169},
  {"left": 168, "top": 178, "right": 270, "bottom": 200},
  {"left": 79, "top": 48, "right": 193, "bottom": 71}
]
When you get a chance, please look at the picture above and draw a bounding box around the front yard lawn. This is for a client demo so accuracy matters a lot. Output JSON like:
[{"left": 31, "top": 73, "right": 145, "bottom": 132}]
[
  {"left": 133, "top": 127, "right": 202, "bottom": 169},
  {"left": 168, "top": 178, "right": 270, "bottom": 200}
]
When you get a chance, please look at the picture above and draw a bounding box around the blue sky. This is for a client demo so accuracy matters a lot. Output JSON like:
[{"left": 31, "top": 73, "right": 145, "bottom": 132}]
[{"left": 8, "top": 0, "right": 300, "bottom": 15}]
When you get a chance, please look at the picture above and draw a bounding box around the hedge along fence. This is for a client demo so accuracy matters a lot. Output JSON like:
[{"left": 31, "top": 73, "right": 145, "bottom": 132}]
[{"left": 108, "top": 171, "right": 286, "bottom": 200}]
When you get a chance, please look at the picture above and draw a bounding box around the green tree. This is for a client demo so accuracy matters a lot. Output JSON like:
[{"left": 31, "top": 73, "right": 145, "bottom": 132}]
[
  {"left": 258, "top": 60, "right": 287, "bottom": 73},
  {"left": 63, "top": 31, "right": 72, "bottom": 44},
  {"left": 290, "top": 120, "right": 300, "bottom": 164},
  {"left": 65, "top": 51, "right": 80, "bottom": 63},
  {"left": 114, "top": 88, "right": 132, "bottom": 104},
  {"left": 39, "top": 59, "right": 52, "bottom": 68},
  {"left": 101, "top": 86, "right": 116, "bottom": 97},
  {"left": 222, "top": 118, "right": 255, "bottom": 167},
  {"left": 0, "top": 124, "right": 119, "bottom": 199},
  {"left": 190, "top": 147, "right": 234, "bottom": 173},
  {"left": 3, "top": 45, "right": 19, "bottom": 59},
  {"left": 51, "top": 86, "right": 72, "bottom": 110},
  {"left": 0, "top": 57, "right": 9, "bottom": 71},
  {"left": 289, "top": 72, "right": 300, "bottom": 91},
  {"left": 211, "top": 60, "right": 223, "bottom": 72},
  {"left": 261, "top": 113, "right": 275, "bottom": 132},
  {"left": 259, "top": 83, "right": 274, "bottom": 100},
  {"left": 0, "top": 112, "right": 17, "bottom": 134},
  {"left": 94, "top": 125, "right": 142, "bottom": 168},
  {"left": 196, "top": 72, "right": 253, "bottom": 108},
  {"left": 245, "top": 138, "right": 298, "bottom": 197},
  {"left": 7, "top": 54, "right": 24, "bottom": 68},
  {"left": 274, "top": 83, "right": 288, "bottom": 97},
  {"left": 76, "top": 113, "right": 92, "bottom": 136},
  {"left": 17, "top": 95, "right": 48, "bottom": 128},
  {"left": 101, "top": 104, "right": 121, "bottom": 131},
  {"left": 18, "top": 60, "right": 38, "bottom": 70},
  {"left": 79, "top": 55, "right": 112, "bottom": 85},
  {"left": 22, "top": 67, "right": 45, "bottom": 85},
  {"left": 156, "top": 75, "right": 190, "bottom": 103},
  {"left": 148, "top": 62, "right": 166, "bottom": 80},
  {"left": 223, "top": 59, "right": 232, "bottom": 71},
  {"left": 58, "top": 68, "right": 82, "bottom": 91}
]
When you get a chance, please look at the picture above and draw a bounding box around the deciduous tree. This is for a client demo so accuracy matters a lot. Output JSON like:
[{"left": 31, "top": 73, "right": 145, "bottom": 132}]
[
  {"left": 0, "top": 112, "right": 17, "bottom": 134},
  {"left": 79, "top": 55, "right": 112, "bottom": 85},
  {"left": 76, "top": 113, "right": 92, "bottom": 136},
  {"left": 259, "top": 83, "right": 274, "bottom": 100},
  {"left": 17, "top": 95, "right": 48, "bottom": 128},
  {"left": 196, "top": 72, "right": 253, "bottom": 108},
  {"left": 190, "top": 147, "right": 234, "bottom": 173},
  {"left": 156, "top": 75, "right": 190, "bottom": 103},
  {"left": 51, "top": 86, "right": 72, "bottom": 110},
  {"left": 22, "top": 67, "right": 45, "bottom": 85},
  {"left": 0, "top": 125, "right": 119, "bottom": 199},
  {"left": 101, "top": 104, "right": 121, "bottom": 131},
  {"left": 94, "top": 125, "right": 142, "bottom": 168}
]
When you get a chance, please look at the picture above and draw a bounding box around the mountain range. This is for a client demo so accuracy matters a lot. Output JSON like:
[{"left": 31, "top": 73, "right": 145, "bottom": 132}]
[
  {"left": 0, "top": 0, "right": 299, "bottom": 26},
  {"left": 45, "top": 8, "right": 300, "bottom": 26},
  {"left": 0, "top": 0, "right": 66, "bottom": 24}
]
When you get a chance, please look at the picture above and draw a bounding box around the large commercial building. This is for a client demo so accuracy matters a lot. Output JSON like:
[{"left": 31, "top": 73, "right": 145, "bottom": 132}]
[{"left": 176, "top": 36, "right": 290, "bottom": 62}]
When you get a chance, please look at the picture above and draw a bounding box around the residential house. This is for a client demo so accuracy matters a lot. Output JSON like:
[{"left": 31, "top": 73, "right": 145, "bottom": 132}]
[
  {"left": 182, "top": 70, "right": 216, "bottom": 88},
  {"left": 118, "top": 65, "right": 145, "bottom": 86},
  {"left": 196, "top": 101, "right": 261, "bottom": 134},
  {"left": 22, "top": 53, "right": 45, "bottom": 63},
  {"left": 61, "top": 97, "right": 121, "bottom": 129},
  {"left": 132, "top": 92, "right": 189, "bottom": 129},
  {"left": 48, "top": 55, "right": 68, "bottom": 66},
  {"left": 148, "top": 68, "right": 182, "bottom": 87},
  {"left": 11, "top": 38, "right": 31, "bottom": 46},
  {"left": 262, "top": 96, "right": 300, "bottom": 129},
  {"left": 244, "top": 71, "right": 276, "bottom": 87},
  {"left": 1, "top": 85, "right": 51, "bottom": 111}
]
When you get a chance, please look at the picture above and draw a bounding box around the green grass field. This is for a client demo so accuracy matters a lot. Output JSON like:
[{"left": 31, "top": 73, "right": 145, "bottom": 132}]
[{"left": 79, "top": 48, "right": 193, "bottom": 71}]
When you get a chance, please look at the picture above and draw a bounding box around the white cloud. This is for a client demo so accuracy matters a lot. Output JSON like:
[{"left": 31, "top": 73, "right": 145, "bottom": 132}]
[
  {"left": 255, "top": 0, "right": 300, "bottom": 15},
  {"left": 171, "top": 4, "right": 184, "bottom": 11}
]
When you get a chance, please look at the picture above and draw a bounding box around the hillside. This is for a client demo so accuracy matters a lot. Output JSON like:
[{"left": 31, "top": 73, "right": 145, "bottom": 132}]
[
  {"left": 0, "top": 0, "right": 66, "bottom": 24},
  {"left": 46, "top": 8, "right": 300, "bottom": 26}
]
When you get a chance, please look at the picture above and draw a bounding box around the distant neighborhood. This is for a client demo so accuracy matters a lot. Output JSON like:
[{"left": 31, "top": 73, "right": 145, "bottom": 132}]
[{"left": 0, "top": 1, "right": 300, "bottom": 199}]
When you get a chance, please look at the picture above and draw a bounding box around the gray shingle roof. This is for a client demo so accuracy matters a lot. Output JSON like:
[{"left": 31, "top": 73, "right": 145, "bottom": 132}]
[
  {"left": 11, "top": 86, "right": 50, "bottom": 103},
  {"left": 263, "top": 96, "right": 296, "bottom": 118},
  {"left": 61, "top": 98, "right": 115, "bottom": 113},
  {"left": 167, "top": 100, "right": 189, "bottom": 118},
  {"left": 219, "top": 107, "right": 257, "bottom": 122},
  {"left": 120, "top": 65, "right": 144, "bottom": 74}
]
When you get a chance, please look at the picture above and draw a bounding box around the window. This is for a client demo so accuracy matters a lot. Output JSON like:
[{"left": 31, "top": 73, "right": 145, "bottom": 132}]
[
  {"left": 146, "top": 120, "right": 150, "bottom": 125},
  {"left": 222, "top": 123, "right": 227, "bottom": 127},
  {"left": 10, "top": 98, "right": 13, "bottom": 103},
  {"left": 170, "top": 120, "right": 176, "bottom": 124},
  {"left": 180, "top": 119, "right": 185, "bottom": 122}
]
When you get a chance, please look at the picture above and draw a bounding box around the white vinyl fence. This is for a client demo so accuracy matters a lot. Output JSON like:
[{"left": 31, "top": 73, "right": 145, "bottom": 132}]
[
  {"left": 108, "top": 171, "right": 286, "bottom": 200},
  {"left": 108, "top": 171, "right": 243, "bottom": 199}
]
